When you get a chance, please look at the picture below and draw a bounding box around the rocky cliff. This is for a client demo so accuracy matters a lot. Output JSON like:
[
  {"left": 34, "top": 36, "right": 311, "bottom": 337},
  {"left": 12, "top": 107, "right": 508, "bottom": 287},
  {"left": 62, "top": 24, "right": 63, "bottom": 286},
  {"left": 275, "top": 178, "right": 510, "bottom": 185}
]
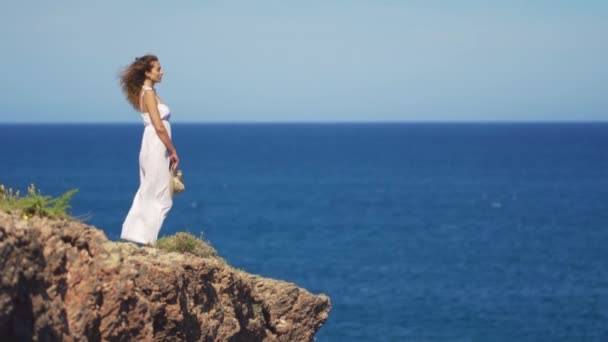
[{"left": 0, "top": 211, "right": 331, "bottom": 341}]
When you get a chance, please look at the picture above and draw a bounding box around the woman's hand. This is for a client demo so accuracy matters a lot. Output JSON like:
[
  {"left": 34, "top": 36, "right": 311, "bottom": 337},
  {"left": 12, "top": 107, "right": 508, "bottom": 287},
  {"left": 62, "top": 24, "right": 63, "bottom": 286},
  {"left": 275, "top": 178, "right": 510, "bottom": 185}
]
[{"left": 170, "top": 150, "right": 180, "bottom": 170}]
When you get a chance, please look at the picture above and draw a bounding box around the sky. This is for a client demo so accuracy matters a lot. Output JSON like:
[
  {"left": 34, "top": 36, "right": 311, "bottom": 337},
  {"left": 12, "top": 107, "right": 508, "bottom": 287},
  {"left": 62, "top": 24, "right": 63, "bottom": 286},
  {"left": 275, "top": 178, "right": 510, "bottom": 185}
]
[{"left": 0, "top": 0, "right": 606, "bottom": 123}]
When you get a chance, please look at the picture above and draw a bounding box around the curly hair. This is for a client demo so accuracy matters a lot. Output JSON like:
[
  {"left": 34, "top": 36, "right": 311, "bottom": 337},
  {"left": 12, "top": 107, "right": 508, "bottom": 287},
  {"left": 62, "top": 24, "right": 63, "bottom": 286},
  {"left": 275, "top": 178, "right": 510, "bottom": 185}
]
[{"left": 119, "top": 54, "right": 159, "bottom": 111}]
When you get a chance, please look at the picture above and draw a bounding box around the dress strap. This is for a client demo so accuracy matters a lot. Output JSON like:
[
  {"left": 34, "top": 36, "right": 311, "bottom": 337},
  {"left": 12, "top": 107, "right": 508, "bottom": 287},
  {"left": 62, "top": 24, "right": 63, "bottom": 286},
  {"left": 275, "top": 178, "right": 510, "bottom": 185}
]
[
  {"left": 139, "top": 87, "right": 149, "bottom": 112},
  {"left": 139, "top": 86, "right": 159, "bottom": 112}
]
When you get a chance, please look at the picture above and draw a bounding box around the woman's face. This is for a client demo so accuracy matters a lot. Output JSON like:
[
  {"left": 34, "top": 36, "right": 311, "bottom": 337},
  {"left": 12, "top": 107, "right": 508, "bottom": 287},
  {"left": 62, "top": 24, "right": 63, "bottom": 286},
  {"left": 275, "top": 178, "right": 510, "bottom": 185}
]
[{"left": 146, "top": 60, "right": 164, "bottom": 83}]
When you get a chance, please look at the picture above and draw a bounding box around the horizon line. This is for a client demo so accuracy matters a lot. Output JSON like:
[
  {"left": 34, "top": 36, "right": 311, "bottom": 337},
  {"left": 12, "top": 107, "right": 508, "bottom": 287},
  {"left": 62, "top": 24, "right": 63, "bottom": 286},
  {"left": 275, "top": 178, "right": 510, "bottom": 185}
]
[{"left": 1, "top": 120, "right": 607, "bottom": 125}]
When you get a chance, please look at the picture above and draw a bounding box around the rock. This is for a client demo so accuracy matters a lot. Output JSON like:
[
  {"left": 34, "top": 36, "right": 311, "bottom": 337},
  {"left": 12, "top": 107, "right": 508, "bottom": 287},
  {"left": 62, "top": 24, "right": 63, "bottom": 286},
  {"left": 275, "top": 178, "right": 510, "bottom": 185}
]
[{"left": 0, "top": 211, "right": 331, "bottom": 341}]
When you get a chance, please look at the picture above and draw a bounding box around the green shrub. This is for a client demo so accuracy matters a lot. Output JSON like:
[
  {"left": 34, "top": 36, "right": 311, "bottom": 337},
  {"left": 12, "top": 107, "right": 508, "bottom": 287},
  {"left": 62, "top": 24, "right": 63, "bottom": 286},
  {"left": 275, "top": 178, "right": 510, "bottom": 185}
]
[
  {"left": 155, "top": 231, "right": 218, "bottom": 258},
  {"left": 0, "top": 184, "right": 78, "bottom": 219}
]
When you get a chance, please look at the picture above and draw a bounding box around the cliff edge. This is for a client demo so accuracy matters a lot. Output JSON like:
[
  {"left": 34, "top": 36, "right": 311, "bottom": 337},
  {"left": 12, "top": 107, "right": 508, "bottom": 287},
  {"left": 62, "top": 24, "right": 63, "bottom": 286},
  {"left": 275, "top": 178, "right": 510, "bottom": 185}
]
[{"left": 0, "top": 211, "right": 331, "bottom": 341}]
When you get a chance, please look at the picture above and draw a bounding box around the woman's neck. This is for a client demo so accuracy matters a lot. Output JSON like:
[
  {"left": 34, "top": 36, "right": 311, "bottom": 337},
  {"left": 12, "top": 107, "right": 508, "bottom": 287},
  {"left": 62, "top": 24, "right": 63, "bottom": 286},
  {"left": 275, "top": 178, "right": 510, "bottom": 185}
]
[{"left": 143, "top": 80, "right": 155, "bottom": 88}]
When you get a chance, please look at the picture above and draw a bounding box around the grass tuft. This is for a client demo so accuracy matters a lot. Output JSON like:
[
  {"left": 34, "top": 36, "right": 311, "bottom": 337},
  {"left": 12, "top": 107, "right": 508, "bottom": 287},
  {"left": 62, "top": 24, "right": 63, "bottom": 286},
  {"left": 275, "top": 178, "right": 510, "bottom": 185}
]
[{"left": 155, "top": 231, "right": 218, "bottom": 258}]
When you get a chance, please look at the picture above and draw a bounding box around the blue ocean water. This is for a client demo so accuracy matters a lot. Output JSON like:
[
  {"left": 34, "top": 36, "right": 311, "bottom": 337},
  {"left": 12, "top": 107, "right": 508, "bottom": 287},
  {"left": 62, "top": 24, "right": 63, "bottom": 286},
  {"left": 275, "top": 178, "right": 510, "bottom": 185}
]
[{"left": 1, "top": 123, "right": 607, "bottom": 341}]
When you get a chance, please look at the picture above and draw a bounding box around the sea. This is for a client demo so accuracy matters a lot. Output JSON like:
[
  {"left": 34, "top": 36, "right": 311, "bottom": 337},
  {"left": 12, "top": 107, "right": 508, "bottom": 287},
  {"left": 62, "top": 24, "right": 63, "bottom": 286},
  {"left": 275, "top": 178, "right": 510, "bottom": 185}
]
[{"left": 1, "top": 122, "right": 607, "bottom": 341}]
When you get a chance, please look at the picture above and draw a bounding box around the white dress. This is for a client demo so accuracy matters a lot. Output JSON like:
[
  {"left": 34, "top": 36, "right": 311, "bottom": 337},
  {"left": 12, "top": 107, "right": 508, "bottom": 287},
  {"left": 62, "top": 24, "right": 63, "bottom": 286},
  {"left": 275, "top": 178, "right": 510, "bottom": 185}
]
[{"left": 121, "top": 86, "right": 173, "bottom": 244}]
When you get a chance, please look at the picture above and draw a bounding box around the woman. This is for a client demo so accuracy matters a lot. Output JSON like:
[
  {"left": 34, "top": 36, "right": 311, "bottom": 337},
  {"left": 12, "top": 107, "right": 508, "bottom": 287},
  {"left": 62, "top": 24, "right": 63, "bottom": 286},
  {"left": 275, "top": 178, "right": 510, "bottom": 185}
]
[{"left": 119, "top": 54, "right": 179, "bottom": 244}]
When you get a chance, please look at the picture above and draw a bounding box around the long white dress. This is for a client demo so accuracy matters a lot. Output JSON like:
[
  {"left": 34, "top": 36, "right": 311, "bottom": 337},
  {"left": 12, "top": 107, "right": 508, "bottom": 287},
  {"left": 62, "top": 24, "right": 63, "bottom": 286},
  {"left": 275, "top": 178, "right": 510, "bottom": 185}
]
[{"left": 121, "top": 86, "right": 173, "bottom": 244}]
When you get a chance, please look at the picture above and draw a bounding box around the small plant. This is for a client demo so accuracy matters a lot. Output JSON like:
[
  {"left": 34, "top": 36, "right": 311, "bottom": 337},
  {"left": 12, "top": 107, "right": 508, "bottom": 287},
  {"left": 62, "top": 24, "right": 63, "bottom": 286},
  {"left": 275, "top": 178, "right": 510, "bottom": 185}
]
[
  {"left": 0, "top": 184, "right": 20, "bottom": 202},
  {"left": 155, "top": 231, "right": 218, "bottom": 258},
  {"left": 20, "top": 184, "right": 78, "bottom": 218},
  {"left": 0, "top": 183, "right": 78, "bottom": 219}
]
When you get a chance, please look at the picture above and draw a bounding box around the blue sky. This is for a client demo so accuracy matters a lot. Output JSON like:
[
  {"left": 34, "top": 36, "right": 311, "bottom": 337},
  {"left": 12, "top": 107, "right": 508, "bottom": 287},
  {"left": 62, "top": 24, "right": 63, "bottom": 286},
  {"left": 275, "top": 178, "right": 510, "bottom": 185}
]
[{"left": 1, "top": 0, "right": 606, "bottom": 123}]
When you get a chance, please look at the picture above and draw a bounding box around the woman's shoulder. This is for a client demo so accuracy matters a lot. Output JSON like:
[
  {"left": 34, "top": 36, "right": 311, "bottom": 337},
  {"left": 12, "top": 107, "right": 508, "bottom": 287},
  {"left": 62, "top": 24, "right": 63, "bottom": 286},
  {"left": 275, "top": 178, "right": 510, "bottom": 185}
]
[
  {"left": 141, "top": 88, "right": 159, "bottom": 100},
  {"left": 140, "top": 86, "right": 156, "bottom": 94}
]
